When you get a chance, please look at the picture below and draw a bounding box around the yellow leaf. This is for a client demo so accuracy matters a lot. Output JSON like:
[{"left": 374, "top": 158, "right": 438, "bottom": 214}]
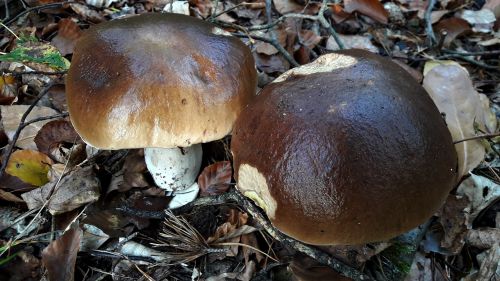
[{"left": 6, "top": 150, "right": 54, "bottom": 186}]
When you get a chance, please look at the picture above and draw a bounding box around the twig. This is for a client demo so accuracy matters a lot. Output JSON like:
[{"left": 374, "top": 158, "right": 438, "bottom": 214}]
[
  {"left": 424, "top": 0, "right": 437, "bottom": 46},
  {"left": 438, "top": 54, "right": 499, "bottom": 71},
  {"left": 0, "top": 81, "right": 55, "bottom": 178},
  {"left": 453, "top": 132, "right": 500, "bottom": 144},
  {"left": 442, "top": 49, "right": 500, "bottom": 56},
  {"left": 2, "top": 2, "right": 76, "bottom": 27},
  {"left": 317, "top": 0, "right": 344, "bottom": 49},
  {"left": 118, "top": 191, "right": 372, "bottom": 280},
  {"left": 231, "top": 32, "right": 300, "bottom": 67}
]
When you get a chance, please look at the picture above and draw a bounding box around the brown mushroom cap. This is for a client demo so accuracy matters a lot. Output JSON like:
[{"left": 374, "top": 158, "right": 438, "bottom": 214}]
[
  {"left": 231, "top": 49, "right": 458, "bottom": 245},
  {"left": 66, "top": 13, "right": 257, "bottom": 149}
]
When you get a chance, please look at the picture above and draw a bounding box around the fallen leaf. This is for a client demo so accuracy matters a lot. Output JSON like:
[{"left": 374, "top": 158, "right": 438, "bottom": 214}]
[
  {"left": 21, "top": 166, "right": 100, "bottom": 215},
  {"left": 47, "top": 84, "right": 67, "bottom": 112},
  {"left": 69, "top": 3, "right": 106, "bottom": 23},
  {"left": 344, "top": 0, "right": 389, "bottom": 24},
  {"left": 326, "top": 34, "right": 378, "bottom": 52},
  {"left": 404, "top": 252, "right": 434, "bottom": 281},
  {"left": 430, "top": 10, "right": 450, "bottom": 24},
  {"left": 459, "top": 9, "right": 496, "bottom": 33},
  {"left": 438, "top": 195, "right": 469, "bottom": 254},
  {"left": 42, "top": 227, "right": 82, "bottom": 281},
  {"left": 329, "top": 4, "right": 351, "bottom": 23},
  {"left": 51, "top": 18, "right": 83, "bottom": 56},
  {"left": 0, "top": 189, "right": 24, "bottom": 202},
  {"left": 198, "top": 161, "right": 232, "bottom": 196},
  {"left": 254, "top": 53, "right": 290, "bottom": 74},
  {"left": 34, "top": 120, "right": 81, "bottom": 161},
  {"left": 273, "top": 0, "right": 304, "bottom": 14},
  {"left": 6, "top": 150, "right": 53, "bottom": 186},
  {"left": 466, "top": 228, "right": 500, "bottom": 249},
  {"left": 80, "top": 224, "right": 110, "bottom": 251},
  {"left": 0, "top": 105, "right": 59, "bottom": 150},
  {"left": 0, "top": 75, "right": 17, "bottom": 103},
  {"left": 434, "top": 17, "right": 471, "bottom": 47},
  {"left": 423, "top": 63, "right": 496, "bottom": 177},
  {"left": 162, "top": 0, "right": 190, "bottom": 15},
  {"left": 457, "top": 173, "right": 500, "bottom": 222},
  {"left": 0, "top": 172, "right": 34, "bottom": 191},
  {"left": 476, "top": 244, "right": 500, "bottom": 280}
]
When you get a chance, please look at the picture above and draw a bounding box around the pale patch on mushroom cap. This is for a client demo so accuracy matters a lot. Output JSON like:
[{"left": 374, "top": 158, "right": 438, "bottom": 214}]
[
  {"left": 237, "top": 164, "right": 277, "bottom": 219},
  {"left": 272, "top": 53, "right": 358, "bottom": 83}
]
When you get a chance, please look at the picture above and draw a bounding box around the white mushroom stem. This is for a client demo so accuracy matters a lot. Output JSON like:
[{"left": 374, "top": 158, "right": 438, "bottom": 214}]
[{"left": 144, "top": 144, "right": 202, "bottom": 193}]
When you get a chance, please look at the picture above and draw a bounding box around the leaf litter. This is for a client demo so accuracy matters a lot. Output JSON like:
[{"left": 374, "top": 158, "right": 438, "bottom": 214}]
[{"left": 0, "top": 0, "right": 499, "bottom": 279}]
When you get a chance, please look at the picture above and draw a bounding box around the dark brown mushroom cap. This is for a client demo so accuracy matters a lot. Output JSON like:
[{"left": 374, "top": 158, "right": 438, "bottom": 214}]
[
  {"left": 66, "top": 13, "right": 257, "bottom": 149},
  {"left": 231, "top": 49, "right": 458, "bottom": 245}
]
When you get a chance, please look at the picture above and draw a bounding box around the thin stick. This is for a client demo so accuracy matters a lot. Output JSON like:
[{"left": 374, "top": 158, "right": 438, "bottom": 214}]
[
  {"left": 424, "top": 0, "right": 437, "bottom": 46},
  {"left": 453, "top": 132, "right": 500, "bottom": 144}
]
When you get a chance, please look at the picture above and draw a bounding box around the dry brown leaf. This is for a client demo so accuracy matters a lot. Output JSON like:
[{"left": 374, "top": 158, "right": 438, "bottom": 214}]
[
  {"left": 423, "top": 63, "right": 496, "bottom": 177},
  {"left": 51, "top": 18, "right": 83, "bottom": 56},
  {"left": 476, "top": 244, "right": 500, "bottom": 280},
  {"left": 0, "top": 105, "right": 59, "bottom": 150},
  {"left": 344, "top": 0, "right": 388, "bottom": 24},
  {"left": 42, "top": 227, "right": 82, "bottom": 281},
  {"left": 69, "top": 3, "right": 106, "bottom": 23},
  {"left": 0, "top": 75, "right": 17, "bottom": 103},
  {"left": 47, "top": 84, "right": 67, "bottom": 112},
  {"left": 437, "top": 195, "right": 469, "bottom": 254},
  {"left": 457, "top": 173, "right": 500, "bottom": 222},
  {"left": 298, "top": 30, "right": 322, "bottom": 48},
  {"left": 0, "top": 172, "right": 34, "bottom": 191},
  {"left": 21, "top": 166, "right": 100, "bottom": 215},
  {"left": 326, "top": 34, "right": 378, "bottom": 52},
  {"left": 273, "top": 0, "right": 304, "bottom": 14},
  {"left": 34, "top": 120, "right": 81, "bottom": 159},
  {"left": 430, "top": 10, "right": 450, "bottom": 23},
  {"left": 254, "top": 53, "right": 290, "bottom": 74},
  {"left": 198, "top": 161, "right": 232, "bottom": 196},
  {"left": 0, "top": 189, "right": 24, "bottom": 202},
  {"left": 330, "top": 4, "right": 351, "bottom": 23},
  {"left": 434, "top": 17, "right": 471, "bottom": 48},
  {"left": 466, "top": 228, "right": 500, "bottom": 249}
]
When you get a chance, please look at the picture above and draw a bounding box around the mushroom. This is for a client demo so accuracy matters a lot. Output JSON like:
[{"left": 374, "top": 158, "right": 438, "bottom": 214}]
[
  {"left": 231, "top": 49, "right": 458, "bottom": 245},
  {"left": 66, "top": 13, "right": 257, "bottom": 201}
]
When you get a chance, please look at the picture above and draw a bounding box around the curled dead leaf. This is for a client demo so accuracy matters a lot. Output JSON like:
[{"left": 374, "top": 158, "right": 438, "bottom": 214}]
[
  {"left": 434, "top": 17, "right": 471, "bottom": 48},
  {"left": 344, "top": 0, "right": 389, "bottom": 24},
  {"left": 42, "top": 227, "right": 82, "bottom": 281},
  {"left": 34, "top": 120, "right": 81, "bottom": 160},
  {"left": 51, "top": 18, "right": 83, "bottom": 56},
  {"left": 198, "top": 161, "right": 232, "bottom": 196}
]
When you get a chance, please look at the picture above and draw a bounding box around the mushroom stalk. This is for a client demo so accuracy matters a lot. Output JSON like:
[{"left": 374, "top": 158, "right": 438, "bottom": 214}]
[{"left": 144, "top": 145, "right": 202, "bottom": 193}]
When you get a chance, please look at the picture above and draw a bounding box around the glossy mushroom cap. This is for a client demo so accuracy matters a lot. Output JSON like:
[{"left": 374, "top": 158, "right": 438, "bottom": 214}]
[
  {"left": 66, "top": 13, "right": 257, "bottom": 149},
  {"left": 231, "top": 49, "right": 458, "bottom": 245}
]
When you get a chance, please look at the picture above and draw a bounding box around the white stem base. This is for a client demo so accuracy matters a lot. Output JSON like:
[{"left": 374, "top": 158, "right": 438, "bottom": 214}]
[{"left": 144, "top": 144, "right": 202, "bottom": 192}]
